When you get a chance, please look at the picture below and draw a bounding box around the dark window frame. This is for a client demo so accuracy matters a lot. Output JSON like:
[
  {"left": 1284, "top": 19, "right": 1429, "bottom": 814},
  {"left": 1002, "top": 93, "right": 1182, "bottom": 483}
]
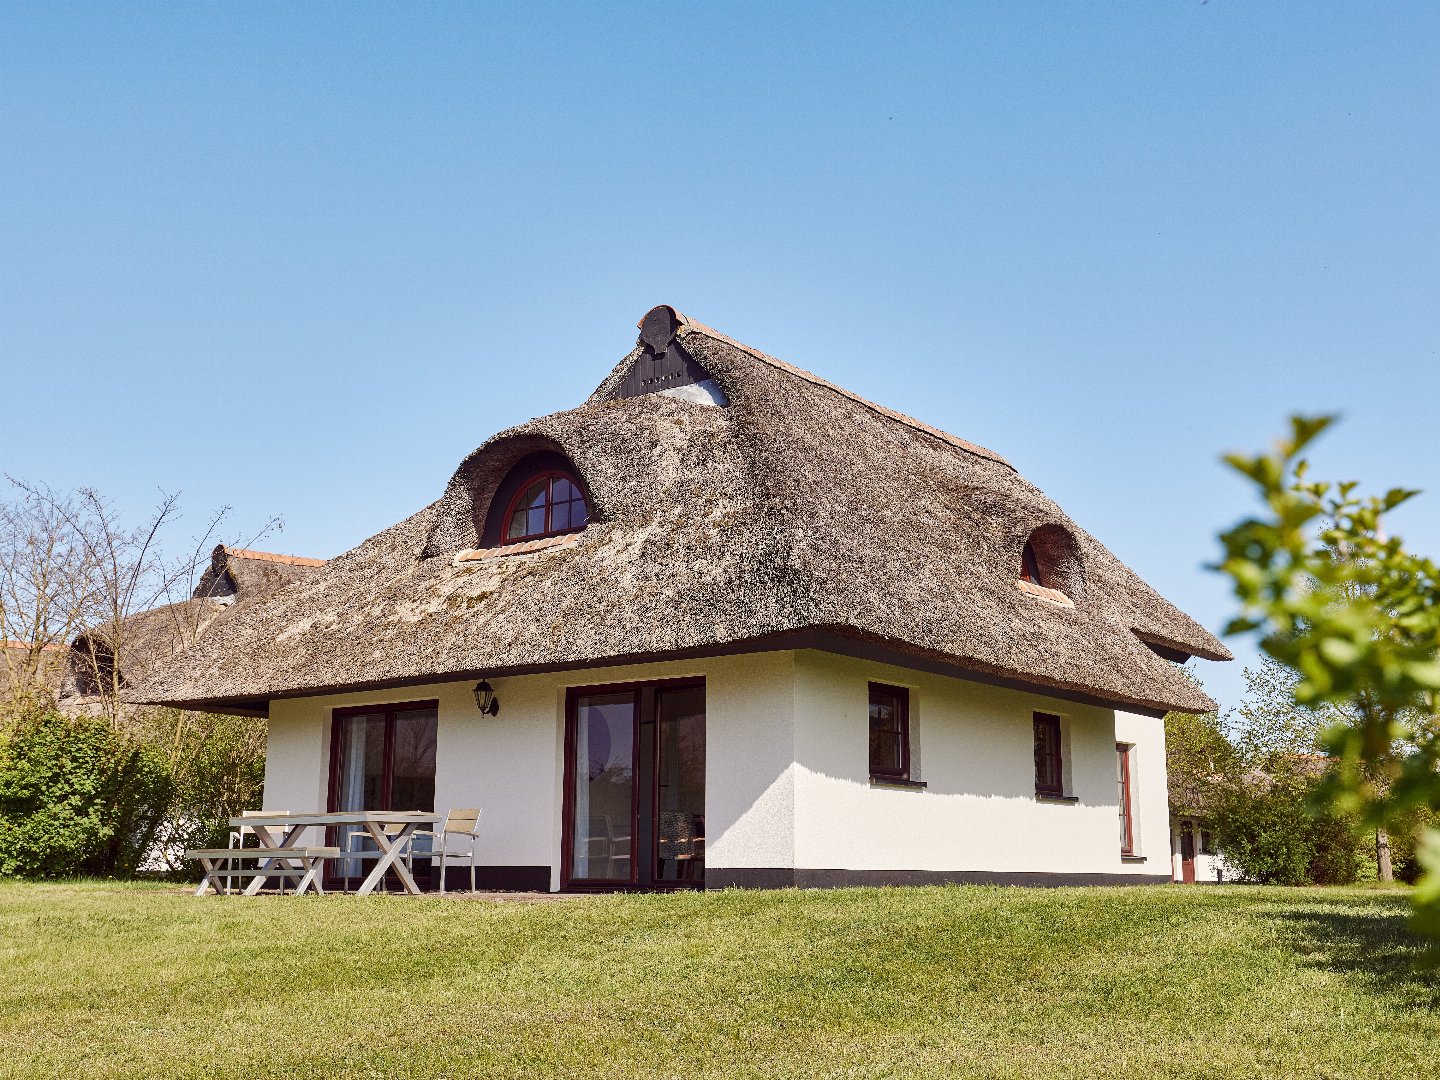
[
  {"left": 1033, "top": 712, "right": 1065, "bottom": 797},
  {"left": 325, "top": 699, "right": 438, "bottom": 884},
  {"left": 326, "top": 699, "right": 440, "bottom": 815},
  {"left": 1117, "top": 741, "right": 1135, "bottom": 855},
  {"left": 500, "top": 469, "right": 590, "bottom": 543},
  {"left": 561, "top": 676, "right": 706, "bottom": 893},
  {"left": 868, "top": 682, "right": 911, "bottom": 782}
]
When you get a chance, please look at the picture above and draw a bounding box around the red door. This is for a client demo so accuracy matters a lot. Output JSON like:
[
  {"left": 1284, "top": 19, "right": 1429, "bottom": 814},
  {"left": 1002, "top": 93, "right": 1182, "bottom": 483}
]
[{"left": 1179, "top": 827, "right": 1196, "bottom": 884}]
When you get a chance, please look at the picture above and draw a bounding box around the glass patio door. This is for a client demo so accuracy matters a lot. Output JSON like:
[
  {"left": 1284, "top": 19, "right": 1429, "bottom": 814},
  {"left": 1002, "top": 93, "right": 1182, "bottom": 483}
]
[
  {"left": 564, "top": 679, "right": 704, "bottom": 889},
  {"left": 328, "top": 701, "right": 438, "bottom": 879}
]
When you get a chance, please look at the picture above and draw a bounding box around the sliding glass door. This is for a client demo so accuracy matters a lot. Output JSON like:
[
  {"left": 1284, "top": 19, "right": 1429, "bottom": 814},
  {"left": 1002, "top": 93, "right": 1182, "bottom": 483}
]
[
  {"left": 328, "top": 700, "right": 438, "bottom": 879},
  {"left": 563, "top": 679, "right": 705, "bottom": 890},
  {"left": 567, "top": 692, "right": 637, "bottom": 883}
]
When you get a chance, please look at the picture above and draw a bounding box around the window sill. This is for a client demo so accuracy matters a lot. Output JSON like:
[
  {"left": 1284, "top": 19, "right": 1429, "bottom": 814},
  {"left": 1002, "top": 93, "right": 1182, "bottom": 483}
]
[
  {"left": 456, "top": 532, "right": 582, "bottom": 563},
  {"left": 1121, "top": 854, "right": 1147, "bottom": 863},
  {"left": 1015, "top": 578, "right": 1074, "bottom": 608},
  {"left": 1035, "top": 792, "right": 1079, "bottom": 804},
  {"left": 870, "top": 777, "right": 927, "bottom": 790}
]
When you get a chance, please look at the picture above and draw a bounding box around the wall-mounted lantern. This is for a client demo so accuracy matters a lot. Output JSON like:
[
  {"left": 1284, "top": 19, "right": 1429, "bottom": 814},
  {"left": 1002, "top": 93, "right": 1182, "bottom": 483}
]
[{"left": 472, "top": 679, "right": 500, "bottom": 717}]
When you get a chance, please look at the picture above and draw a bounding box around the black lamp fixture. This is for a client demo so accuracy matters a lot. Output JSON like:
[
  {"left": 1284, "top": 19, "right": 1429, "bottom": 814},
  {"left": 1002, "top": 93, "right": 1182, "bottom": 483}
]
[{"left": 472, "top": 679, "right": 500, "bottom": 717}]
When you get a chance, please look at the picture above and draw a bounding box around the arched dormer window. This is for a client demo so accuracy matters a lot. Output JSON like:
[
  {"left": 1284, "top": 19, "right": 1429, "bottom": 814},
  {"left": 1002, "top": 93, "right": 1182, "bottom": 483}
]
[
  {"left": 466, "top": 449, "right": 595, "bottom": 551},
  {"left": 1017, "top": 525, "right": 1085, "bottom": 606},
  {"left": 70, "top": 635, "right": 118, "bottom": 697},
  {"left": 1020, "top": 540, "right": 1045, "bottom": 587},
  {"left": 502, "top": 471, "right": 590, "bottom": 542}
]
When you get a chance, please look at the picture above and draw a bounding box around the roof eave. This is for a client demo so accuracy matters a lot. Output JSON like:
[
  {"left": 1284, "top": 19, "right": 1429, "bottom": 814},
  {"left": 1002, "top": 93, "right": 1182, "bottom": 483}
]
[{"left": 133, "top": 628, "right": 1213, "bottom": 719}]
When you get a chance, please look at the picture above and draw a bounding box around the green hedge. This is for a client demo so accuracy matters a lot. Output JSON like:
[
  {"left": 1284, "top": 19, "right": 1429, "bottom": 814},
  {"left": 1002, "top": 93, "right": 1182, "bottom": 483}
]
[
  {"left": 1210, "top": 758, "right": 1362, "bottom": 886},
  {"left": 0, "top": 712, "right": 172, "bottom": 878}
]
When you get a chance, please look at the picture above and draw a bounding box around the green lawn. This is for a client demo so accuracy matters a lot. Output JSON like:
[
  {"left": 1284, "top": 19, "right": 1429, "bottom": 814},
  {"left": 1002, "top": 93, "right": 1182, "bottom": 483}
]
[{"left": 0, "top": 882, "right": 1435, "bottom": 1078}]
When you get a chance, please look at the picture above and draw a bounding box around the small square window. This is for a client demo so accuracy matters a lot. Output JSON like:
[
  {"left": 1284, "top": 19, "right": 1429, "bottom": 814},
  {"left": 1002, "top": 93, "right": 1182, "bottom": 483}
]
[{"left": 868, "top": 683, "right": 909, "bottom": 781}]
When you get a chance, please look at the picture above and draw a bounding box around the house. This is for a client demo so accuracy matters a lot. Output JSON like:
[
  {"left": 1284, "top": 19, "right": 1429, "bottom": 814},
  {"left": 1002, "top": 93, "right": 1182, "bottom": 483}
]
[
  {"left": 62, "top": 545, "right": 325, "bottom": 712},
  {"left": 1171, "top": 818, "right": 1227, "bottom": 883},
  {"left": 137, "top": 305, "right": 1230, "bottom": 892},
  {"left": 1, "top": 639, "right": 67, "bottom": 702}
]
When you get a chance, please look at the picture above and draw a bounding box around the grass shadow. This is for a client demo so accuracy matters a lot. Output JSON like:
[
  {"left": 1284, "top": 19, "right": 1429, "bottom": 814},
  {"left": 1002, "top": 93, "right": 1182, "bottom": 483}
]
[{"left": 1264, "top": 897, "right": 1440, "bottom": 1008}]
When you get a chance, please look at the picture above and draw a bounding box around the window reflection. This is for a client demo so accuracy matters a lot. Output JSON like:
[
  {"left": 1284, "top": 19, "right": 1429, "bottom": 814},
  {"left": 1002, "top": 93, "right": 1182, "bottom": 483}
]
[
  {"left": 570, "top": 694, "right": 635, "bottom": 881},
  {"left": 655, "top": 687, "right": 705, "bottom": 882}
]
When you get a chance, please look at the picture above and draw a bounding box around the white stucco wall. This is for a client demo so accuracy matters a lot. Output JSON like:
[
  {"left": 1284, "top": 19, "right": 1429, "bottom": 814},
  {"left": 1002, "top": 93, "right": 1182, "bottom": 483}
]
[
  {"left": 261, "top": 651, "right": 798, "bottom": 889},
  {"left": 1115, "top": 708, "right": 1169, "bottom": 871},
  {"left": 262, "top": 647, "right": 1171, "bottom": 886},
  {"left": 790, "top": 651, "right": 1169, "bottom": 877},
  {"left": 262, "top": 696, "right": 335, "bottom": 847}
]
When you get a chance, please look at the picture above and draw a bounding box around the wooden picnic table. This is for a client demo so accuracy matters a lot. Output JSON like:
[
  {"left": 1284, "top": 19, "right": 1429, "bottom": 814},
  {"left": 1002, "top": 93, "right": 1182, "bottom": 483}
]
[{"left": 225, "top": 811, "right": 442, "bottom": 897}]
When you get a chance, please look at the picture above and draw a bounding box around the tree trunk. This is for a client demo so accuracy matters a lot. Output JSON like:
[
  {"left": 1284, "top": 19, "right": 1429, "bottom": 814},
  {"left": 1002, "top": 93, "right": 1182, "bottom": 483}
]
[{"left": 1376, "top": 828, "right": 1393, "bottom": 883}]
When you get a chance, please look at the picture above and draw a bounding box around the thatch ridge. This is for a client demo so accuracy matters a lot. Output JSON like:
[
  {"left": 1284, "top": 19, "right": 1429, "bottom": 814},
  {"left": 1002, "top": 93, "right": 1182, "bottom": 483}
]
[{"left": 136, "top": 308, "right": 1229, "bottom": 715}]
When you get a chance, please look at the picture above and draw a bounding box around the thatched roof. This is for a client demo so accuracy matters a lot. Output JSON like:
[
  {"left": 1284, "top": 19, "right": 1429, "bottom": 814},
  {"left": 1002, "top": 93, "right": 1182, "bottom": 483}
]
[
  {"left": 137, "top": 307, "right": 1228, "bottom": 717},
  {"left": 1, "top": 640, "right": 67, "bottom": 695},
  {"left": 194, "top": 546, "right": 326, "bottom": 602},
  {"left": 62, "top": 546, "right": 324, "bottom": 704}
]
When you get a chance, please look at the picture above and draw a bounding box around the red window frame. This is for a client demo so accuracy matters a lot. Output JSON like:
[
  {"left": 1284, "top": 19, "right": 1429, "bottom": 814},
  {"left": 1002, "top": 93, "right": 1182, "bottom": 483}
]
[
  {"left": 500, "top": 470, "right": 589, "bottom": 542},
  {"left": 1117, "top": 742, "right": 1135, "bottom": 855},
  {"left": 868, "top": 682, "right": 910, "bottom": 781},
  {"left": 1033, "top": 712, "right": 1064, "bottom": 797},
  {"left": 560, "top": 676, "right": 706, "bottom": 893}
]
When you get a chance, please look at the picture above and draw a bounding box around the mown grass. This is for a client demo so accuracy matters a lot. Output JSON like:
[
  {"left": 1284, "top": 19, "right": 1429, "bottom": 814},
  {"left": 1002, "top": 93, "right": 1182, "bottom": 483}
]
[{"left": 0, "top": 882, "right": 1435, "bottom": 1078}]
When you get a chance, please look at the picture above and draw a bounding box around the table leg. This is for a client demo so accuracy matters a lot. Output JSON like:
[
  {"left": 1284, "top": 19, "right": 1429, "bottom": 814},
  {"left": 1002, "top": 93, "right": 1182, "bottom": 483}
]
[
  {"left": 195, "top": 857, "right": 226, "bottom": 897},
  {"left": 293, "top": 855, "right": 327, "bottom": 897},
  {"left": 244, "top": 823, "right": 307, "bottom": 896},
  {"left": 354, "top": 822, "right": 425, "bottom": 896}
]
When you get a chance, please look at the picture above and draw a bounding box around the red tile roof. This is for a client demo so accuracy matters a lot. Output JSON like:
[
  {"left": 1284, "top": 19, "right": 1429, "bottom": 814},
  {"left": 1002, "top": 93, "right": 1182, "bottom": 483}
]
[{"left": 223, "top": 547, "right": 327, "bottom": 568}]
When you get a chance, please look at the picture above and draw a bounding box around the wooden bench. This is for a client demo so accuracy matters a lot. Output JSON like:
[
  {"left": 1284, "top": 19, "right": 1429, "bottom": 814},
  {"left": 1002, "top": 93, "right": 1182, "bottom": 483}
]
[{"left": 186, "top": 847, "right": 341, "bottom": 897}]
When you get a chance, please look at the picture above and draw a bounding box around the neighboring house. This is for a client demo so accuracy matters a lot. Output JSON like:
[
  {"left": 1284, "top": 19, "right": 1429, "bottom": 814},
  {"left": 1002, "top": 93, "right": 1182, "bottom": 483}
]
[
  {"left": 1165, "top": 736, "right": 1230, "bottom": 884},
  {"left": 61, "top": 545, "right": 325, "bottom": 713},
  {"left": 1, "top": 639, "right": 67, "bottom": 701},
  {"left": 1170, "top": 752, "right": 1332, "bottom": 884},
  {"left": 137, "top": 305, "right": 1230, "bottom": 892},
  {"left": 1171, "top": 818, "right": 1227, "bottom": 884}
]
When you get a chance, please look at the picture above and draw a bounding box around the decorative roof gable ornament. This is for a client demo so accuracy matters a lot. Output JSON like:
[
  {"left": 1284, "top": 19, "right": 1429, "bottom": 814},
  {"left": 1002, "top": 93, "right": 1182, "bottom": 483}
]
[{"left": 614, "top": 305, "right": 728, "bottom": 405}]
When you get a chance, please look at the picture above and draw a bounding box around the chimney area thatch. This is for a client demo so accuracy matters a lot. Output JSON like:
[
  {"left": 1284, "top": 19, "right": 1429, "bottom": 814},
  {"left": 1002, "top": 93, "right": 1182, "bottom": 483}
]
[{"left": 135, "top": 306, "right": 1229, "bottom": 718}]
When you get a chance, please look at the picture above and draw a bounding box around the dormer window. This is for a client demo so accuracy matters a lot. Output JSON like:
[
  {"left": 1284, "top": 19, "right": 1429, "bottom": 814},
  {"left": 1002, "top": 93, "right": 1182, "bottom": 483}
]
[
  {"left": 1016, "top": 526, "right": 1083, "bottom": 608},
  {"left": 503, "top": 472, "right": 590, "bottom": 542},
  {"left": 1020, "top": 540, "right": 1045, "bottom": 587}
]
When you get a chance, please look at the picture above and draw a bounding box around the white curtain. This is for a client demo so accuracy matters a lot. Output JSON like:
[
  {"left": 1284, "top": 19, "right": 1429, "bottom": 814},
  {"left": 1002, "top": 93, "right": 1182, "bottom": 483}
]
[{"left": 573, "top": 711, "right": 592, "bottom": 878}]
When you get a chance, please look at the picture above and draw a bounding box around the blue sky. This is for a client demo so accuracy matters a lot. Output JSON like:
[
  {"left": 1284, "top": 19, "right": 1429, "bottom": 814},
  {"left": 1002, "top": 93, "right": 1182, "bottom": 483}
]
[{"left": 3, "top": 3, "right": 1437, "bottom": 714}]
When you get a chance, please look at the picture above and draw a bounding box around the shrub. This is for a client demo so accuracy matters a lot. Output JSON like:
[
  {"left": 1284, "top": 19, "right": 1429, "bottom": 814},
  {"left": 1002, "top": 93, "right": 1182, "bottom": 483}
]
[
  {"left": 1210, "top": 758, "right": 1362, "bottom": 886},
  {"left": 0, "top": 711, "right": 172, "bottom": 878},
  {"left": 131, "top": 709, "right": 266, "bottom": 869}
]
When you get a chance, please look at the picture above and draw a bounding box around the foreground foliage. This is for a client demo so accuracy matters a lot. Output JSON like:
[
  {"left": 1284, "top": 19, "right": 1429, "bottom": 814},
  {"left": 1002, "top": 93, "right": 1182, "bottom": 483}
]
[
  {"left": 0, "top": 882, "right": 1434, "bottom": 1079},
  {"left": 1219, "top": 416, "right": 1440, "bottom": 939}
]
